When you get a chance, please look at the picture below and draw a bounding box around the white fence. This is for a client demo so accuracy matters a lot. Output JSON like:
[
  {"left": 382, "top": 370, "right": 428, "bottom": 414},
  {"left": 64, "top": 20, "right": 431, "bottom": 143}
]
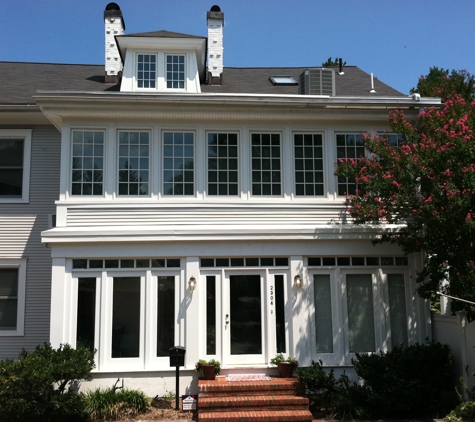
[{"left": 432, "top": 311, "right": 475, "bottom": 391}]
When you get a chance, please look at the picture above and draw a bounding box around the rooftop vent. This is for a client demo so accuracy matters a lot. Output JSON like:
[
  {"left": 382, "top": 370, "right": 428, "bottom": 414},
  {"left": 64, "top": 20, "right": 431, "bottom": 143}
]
[{"left": 299, "top": 68, "right": 335, "bottom": 96}]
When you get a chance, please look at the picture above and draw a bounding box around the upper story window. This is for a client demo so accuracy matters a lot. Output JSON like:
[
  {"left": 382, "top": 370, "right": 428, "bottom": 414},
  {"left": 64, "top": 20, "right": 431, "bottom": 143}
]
[
  {"left": 71, "top": 130, "right": 104, "bottom": 196},
  {"left": 207, "top": 132, "right": 239, "bottom": 196},
  {"left": 137, "top": 54, "right": 157, "bottom": 89},
  {"left": 0, "top": 130, "right": 31, "bottom": 203},
  {"left": 166, "top": 55, "right": 185, "bottom": 89},
  {"left": 163, "top": 132, "right": 194, "bottom": 195},
  {"left": 294, "top": 133, "right": 324, "bottom": 196},
  {"left": 336, "top": 133, "right": 365, "bottom": 196},
  {"left": 118, "top": 131, "right": 150, "bottom": 196},
  {"left": 251, "top": 133, "right": 281, "bottom": 196}
]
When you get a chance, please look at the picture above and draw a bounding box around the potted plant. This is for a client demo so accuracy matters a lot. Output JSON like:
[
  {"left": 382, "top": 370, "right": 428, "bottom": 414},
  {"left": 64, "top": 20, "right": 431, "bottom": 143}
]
[
  {"left": 270, "top": 353, "right": 298, "bottom": 378},
  {"left": 195, "top": 359, "right": 221, "bottom": 380}
]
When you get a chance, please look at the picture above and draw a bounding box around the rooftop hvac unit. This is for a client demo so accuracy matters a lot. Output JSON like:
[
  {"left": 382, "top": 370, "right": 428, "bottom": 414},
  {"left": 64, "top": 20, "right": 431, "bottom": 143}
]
[{"left": 299, "top": 68, "right": 335, "bottom": 96}]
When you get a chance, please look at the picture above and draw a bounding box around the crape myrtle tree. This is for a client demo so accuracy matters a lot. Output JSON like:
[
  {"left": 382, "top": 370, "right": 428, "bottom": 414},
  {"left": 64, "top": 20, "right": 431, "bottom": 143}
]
[
  {"left": 410, "top": 67, "right": 475, "bottom": 102},
  {"left": 335, "top": 95, "right": 475, "bottom": 316}
]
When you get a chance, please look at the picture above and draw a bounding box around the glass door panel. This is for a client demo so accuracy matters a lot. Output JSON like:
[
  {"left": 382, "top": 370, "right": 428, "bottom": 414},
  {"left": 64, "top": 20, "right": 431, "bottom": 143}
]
[{"left": 230, "top": 274, "right": 262, "bottom": 354}]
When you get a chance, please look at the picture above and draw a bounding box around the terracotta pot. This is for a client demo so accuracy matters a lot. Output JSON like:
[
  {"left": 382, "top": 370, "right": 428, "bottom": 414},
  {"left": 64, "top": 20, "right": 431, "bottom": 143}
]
[
  {"left": 278, "top": 362, "right": 294, "bottom": 378},
  {"left": 202, "top": 364, "right": 216, "bottom": 380}
]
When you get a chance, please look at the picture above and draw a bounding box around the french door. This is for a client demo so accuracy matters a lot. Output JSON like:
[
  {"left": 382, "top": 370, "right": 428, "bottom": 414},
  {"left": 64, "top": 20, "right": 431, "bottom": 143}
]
[{"left": 224, "top": 273, "right": 266, "bottom": 364}]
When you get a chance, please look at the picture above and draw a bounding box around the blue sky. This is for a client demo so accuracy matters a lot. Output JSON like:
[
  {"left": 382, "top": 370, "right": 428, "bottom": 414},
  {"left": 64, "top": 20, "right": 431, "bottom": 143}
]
[{"left": 1, "top": 0, "right": 474, "bottom": 95}]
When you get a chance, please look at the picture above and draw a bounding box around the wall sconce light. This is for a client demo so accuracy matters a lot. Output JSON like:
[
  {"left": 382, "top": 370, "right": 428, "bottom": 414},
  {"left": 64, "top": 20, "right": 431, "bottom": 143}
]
[
  {"left": 188, "top": 276, "right": 197, "bottom": 291},
  {"left": 294, "top": 274, "right": 302, "bottom": 288}
]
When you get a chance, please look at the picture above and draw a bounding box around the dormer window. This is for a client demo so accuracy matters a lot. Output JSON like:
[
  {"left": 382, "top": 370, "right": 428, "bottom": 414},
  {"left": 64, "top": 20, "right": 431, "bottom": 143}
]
[
  {"left": 166, "top": 55, "right": 185, "bottom": 89},
  {"left": 137, "top": 54, "right": 157, "bottom": 89}
]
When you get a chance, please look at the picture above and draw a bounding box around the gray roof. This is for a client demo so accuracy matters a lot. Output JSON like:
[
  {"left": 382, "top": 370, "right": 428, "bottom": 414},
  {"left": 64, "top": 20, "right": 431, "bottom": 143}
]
[
  {"left": 202, "top": 66, "right": 404, "bottom": 97},
  {"left": 0, "top": 61, "right": 404, "bottom": 105}
]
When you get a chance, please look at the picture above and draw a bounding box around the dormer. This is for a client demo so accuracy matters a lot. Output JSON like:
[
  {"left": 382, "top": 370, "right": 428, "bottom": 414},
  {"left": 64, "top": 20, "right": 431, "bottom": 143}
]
[{"left": 116, "top": 31, "right": 206, "bottom": 93}]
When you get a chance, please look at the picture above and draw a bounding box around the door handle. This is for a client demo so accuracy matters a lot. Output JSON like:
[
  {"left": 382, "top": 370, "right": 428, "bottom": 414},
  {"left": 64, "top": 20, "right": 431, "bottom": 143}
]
[{"left": 225, "top": 314, "right": 229, "bottom": 325}]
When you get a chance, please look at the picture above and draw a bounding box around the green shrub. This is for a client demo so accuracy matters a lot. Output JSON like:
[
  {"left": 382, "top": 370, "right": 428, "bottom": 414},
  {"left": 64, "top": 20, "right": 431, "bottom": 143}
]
[
  {"left": 0, "top": 343, "right": 95, "bottom": 422},
  {"left": 352, "top": 340, "right": 457, "bottom": 418},
  {"left": 84, "top": 386, "right": 149, "bottom": 420},
  {"left": 296, "top": 361, "right": 374, "bottom": 420},
  {"left": 446, "top": 401, "right": 475, "bottom": 422}
]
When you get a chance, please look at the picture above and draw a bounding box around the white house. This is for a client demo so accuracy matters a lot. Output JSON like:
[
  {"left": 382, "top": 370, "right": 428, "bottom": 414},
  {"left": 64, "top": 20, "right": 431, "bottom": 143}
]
[{"left": 0, "top": 3, "right": 440, "bottom": 396}]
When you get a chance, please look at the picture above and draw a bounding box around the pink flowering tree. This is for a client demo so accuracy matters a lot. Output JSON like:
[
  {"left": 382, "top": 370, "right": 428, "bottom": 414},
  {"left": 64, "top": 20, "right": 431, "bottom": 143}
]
[{"left": 335, "top": 95, "right": 475, "bottom": 314}]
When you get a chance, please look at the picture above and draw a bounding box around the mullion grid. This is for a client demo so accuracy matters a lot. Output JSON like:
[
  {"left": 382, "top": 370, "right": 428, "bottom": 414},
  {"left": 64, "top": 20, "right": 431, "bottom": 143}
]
[
  {"left": 163, "top": 132, "right": 194, "bottom": 196},
  {"left": 294, "top": 133, "right": 324, "bottom": 196},
  {"left": 118, "top": 131, "right": 149, "bottom": 196},
  {"left": 336, "top": 133, "right": 365, "bottom": 195},
  {"left": 166, "top": 55, "right": 185, "bottom": 89},
  {"left": 71, "top": 131, "right": 104, "bottom": 196},
  {"left": 0, "top": 139, "right": 24, "bottom": 197},
  {"left": 137, "top": 54, "right": 156, "bottom": 89},
  {"left": 207, "top": 133, "right": 238, "bottom": 196},
  {"left": 251, "top": 133, "right": 281, "bottom": 196}
]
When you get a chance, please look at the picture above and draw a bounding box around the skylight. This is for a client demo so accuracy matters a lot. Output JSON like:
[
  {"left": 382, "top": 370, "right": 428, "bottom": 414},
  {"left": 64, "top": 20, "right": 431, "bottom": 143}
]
[{"left": 269, "top": 76, "right": 298, "bottom": 86}]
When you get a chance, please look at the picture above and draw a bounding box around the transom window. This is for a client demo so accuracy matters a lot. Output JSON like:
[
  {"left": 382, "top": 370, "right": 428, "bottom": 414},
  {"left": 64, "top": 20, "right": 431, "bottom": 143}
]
[
  {"left": 336, "top": 133, "right": 365, "bottom": 195},
  {"left": 166, "top": 55, "right": 185, "bottom": 89},
  {"left": 294, "top": 133, "right": 324, "bottom": 196},
  {"left": 251, "top": 133, "right": 281, "bottom": 196},
  {"left": 207, "top": 133, "right": 238, "bottom": 196},
  {"left": 137, "top": 54, "right": 157, "bottom": 89},
  {"left": 118, "top": 131, "right": 149, "bottom": 196},
  {"left": 71, "top": 131, "right": 104, "bottom": 196},
  {"left": 163, "top": 132, "right": 194, "bottom": 196}
]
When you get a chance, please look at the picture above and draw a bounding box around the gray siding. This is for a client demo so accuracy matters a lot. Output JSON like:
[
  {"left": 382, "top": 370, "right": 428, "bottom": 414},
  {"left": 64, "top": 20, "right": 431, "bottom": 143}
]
[{"left": 0, "top": 125, "right": 60, "bottom": 360}]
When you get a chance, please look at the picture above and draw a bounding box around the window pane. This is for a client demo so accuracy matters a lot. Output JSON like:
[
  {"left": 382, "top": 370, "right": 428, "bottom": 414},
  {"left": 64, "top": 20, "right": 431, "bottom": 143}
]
[
  {"left": 166, "top": 55, "right": 185, "bottom": 89},
  {"left": 314, "top": 274, "right": 333, "bottom": 353},
  {"left": 251, "top": 134, "right": 281, "bottom": 196},
  {"left": 0, "top": 269, "right": 18, "bottom": 330},
  {"left": 347, "top": 274, "right": 375, "bottom": 353},
  {"left": 206, "top": 276, "right": 216, "bottom": 355},
  {"left": 157, "top": 276, "right": 175, "bottom": 356},
  {"left": 71, "top": 131, "right": 104, "bottom": 196},
  {"left": 163, "top": 133, "right": 194, "bottom": 196},
  {"left": 207, "top": 133, "right": 239, "bottom": 196},
  {"left": 275, "top": 275, "right": 286, "bottom": 353},
  {"left": 77, "top": 278, "right": 96, "bottom": 351},
  {"left": 388, "top": 274, "right": 408, "bottom": 348},
  {"left": 294, "top": 134, "right": 324, "bottom": 196},
  {"left": 117, "top": 132, "right": 149, "bottom": 196},
  {"left": 112, "top": 277, "right": 140, "bottom": 358},
  {"left": 137, "top": 54, "right": 157, "bottom": 89},
  {"left": 336, "top": 133, "right": 365, "bottom": 196},
  {"left": 0, "top": 139, "right": 23, "bottom": 197}
]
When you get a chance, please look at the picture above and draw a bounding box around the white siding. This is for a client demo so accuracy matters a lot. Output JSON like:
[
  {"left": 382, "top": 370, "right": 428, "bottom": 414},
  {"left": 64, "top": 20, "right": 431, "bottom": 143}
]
[{"left": 0, "top": 125, "right": 60, "bottom": 359}]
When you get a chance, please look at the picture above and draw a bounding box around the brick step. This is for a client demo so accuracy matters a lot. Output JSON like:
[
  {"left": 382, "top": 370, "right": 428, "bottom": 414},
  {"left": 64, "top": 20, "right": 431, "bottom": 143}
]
[
  {"left": 197, "top": 409, "right": 314, "bottom": 421},
  {"left": 199, "top": 394, "right": 309, "bottom": 411},
  {"left": 198, "top": 377, "right": 304, "bottom": 396}
]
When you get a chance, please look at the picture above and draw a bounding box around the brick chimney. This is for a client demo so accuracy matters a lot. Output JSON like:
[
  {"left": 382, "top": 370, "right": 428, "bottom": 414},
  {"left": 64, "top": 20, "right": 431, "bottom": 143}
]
[
  {"left": 207, "top": 5, "right": 224, "bottom": 85},
  {"left": 104, "top": 3, "right": 125, "bottom": 83}
]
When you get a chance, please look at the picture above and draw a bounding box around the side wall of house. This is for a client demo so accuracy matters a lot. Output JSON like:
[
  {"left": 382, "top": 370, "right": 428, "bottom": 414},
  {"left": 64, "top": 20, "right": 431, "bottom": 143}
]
[{"left": 0, "top": 125, "right": 60, "bottom": 359}]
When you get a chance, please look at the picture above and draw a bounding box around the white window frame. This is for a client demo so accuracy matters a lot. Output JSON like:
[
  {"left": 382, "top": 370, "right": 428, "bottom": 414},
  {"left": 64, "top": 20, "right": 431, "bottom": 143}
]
[
  {"left": 0, "top": 130, "right": 31, "bottom": 203},
  {"left": 0, "top": 259, "right": 27, "bottom": 336},
  {"left": 165, "top": 54, "right": 186, "bottom": 90},
  {"left": 135, "top": 53, "right": 158, "bottom": 91},
  {"left": 71, "top": 267, "right": 181, "bottom": 372},
  {"left": 293, "top": 132, "right": 326, "bottom": 197}
]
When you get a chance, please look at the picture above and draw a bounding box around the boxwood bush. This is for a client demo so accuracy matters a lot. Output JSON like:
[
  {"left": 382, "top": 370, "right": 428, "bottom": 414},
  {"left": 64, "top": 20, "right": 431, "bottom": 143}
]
[{"left": 0, "top": 343, "right": 95, "bottom": 422}]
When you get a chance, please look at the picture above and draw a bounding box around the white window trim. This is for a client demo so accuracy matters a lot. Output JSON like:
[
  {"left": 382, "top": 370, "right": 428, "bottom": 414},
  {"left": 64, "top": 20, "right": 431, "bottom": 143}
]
[
  {"left": 0, "top": 259, "right": 27, "bottom": 336},
  {"left": 0, "top": 130, "right": 31, "bottom": 204},
  {"left": 165, "top": 53, "right": 187, "bottom": 91},
  {"left": 135, "top": 52, "right": 158, "bottom": 92}
]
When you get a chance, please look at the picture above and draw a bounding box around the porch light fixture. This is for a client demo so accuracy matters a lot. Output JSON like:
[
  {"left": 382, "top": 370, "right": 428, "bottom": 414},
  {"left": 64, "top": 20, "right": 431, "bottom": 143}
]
[
  {"left": 294, "top": 274, "right": 302, "bottom": 288},
  {"left": 188, "top": 276, "right": 197, "bottom": 291}
]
